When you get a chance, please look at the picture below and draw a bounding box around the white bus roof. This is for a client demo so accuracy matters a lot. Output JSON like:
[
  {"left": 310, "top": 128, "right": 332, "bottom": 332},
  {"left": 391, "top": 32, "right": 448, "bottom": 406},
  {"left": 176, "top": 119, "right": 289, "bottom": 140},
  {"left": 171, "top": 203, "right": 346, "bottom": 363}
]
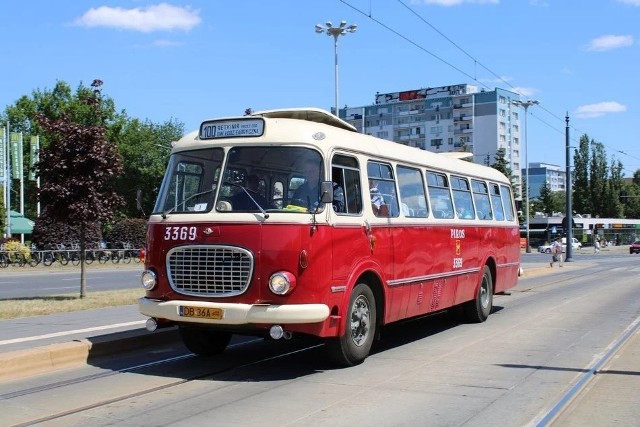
[{"left": 176, "top": 108, "right": 510, "bottom": 184}]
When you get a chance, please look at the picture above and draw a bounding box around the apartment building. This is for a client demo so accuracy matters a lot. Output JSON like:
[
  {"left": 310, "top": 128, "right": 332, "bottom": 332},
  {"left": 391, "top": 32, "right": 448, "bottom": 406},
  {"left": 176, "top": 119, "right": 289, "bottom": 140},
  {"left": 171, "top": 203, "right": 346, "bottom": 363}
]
[
  {"left": 340, "top": 83, "right": 525, "bottom": 198},
  {"left": 525, "top": 162, "right": 566, "bottom": 199}
]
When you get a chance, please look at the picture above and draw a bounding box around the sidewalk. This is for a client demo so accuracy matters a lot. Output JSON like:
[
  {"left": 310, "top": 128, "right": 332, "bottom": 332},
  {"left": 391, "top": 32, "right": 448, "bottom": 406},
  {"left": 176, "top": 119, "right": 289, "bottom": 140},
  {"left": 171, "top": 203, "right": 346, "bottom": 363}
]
[{"left": 0, "top": 305, "right": 178, "bottom": 382}]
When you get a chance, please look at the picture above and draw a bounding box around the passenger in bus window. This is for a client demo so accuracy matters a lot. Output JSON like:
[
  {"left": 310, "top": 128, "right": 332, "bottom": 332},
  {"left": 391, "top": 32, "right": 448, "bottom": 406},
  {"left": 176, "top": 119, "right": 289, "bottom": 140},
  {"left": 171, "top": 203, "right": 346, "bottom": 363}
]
[
  {"left": 369, "top": 179, "right": 385, "bottom": 215},
  {"left": 332, "top": 183, "right": 345, "bottom": 212},
  {"left": 231, "top": 174, "right": 268, "bottom": 210},
  {"left": 331, "top": 169, "right": 345, "bottom": 212},
  {"left": 292, "top": 159, "right": 321, "bottom": 208}
]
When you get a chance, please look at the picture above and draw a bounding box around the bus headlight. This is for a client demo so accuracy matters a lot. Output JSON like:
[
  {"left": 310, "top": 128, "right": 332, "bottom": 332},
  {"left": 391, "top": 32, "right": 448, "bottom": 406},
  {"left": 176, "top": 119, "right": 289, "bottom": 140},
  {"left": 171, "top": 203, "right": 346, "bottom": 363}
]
[
  {"left": 141, "top": 269, "right": 157, "bottom": 290},
  {"left": 269, "top": 271, "right": 296, "bottom": 295}
]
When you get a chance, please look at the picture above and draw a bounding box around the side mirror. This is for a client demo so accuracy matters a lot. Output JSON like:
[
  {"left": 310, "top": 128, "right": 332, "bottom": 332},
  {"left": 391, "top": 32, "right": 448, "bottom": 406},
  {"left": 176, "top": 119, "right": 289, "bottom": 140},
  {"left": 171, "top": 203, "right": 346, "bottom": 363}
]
[{"left": 320, "top": 181, "right": 333, "bottom": 203}]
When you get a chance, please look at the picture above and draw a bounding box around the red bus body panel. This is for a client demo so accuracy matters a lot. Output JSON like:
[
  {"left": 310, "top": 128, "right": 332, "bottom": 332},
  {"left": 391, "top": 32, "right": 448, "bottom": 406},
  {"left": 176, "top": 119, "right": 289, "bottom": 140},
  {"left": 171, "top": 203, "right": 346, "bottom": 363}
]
[{"left": 143, "top": 217, "right": 520, "bottom": 338}]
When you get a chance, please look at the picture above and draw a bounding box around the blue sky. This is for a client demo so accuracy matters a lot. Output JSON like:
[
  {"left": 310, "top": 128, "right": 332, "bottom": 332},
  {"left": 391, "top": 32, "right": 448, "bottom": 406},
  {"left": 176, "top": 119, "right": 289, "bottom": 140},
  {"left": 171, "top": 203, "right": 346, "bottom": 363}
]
[{"left": 1, "top": 0, "right": 639, "bottom": 175}]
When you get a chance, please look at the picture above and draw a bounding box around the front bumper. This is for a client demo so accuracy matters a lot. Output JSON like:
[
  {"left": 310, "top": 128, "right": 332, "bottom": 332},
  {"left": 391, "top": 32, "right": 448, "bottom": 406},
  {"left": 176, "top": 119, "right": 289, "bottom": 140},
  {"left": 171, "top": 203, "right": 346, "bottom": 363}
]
[{"left": 139, "top": 297, "right": 330, "bottom": 325}]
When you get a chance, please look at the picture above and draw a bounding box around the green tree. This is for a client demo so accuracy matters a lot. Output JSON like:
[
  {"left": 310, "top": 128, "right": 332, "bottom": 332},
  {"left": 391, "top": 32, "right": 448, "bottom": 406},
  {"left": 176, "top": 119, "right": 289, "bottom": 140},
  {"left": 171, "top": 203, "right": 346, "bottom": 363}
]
[
  {"left": 35, "top": 80, "right": 123, "bottom": 298},
  {"left": 621, "top": 178, "right": 640, "bottom": 218},
  {"left": 491, "top": 148, "right": 519, "bottom": 199},
  {"left": 572, "top": 134, "right": 591, "bottom": 215},
  {"left": 110, "top": 117, "right": 182, "bottom": 217},
  {"left": 604, "top": 158, "right": 624, "bottom": 218},
  {"left": 538, "top": 183, "right": 557, "bottom": 216},
  {"left": 589, "top": 139, "right": 608, "bottom": 217},
  {"left": 2, "top": 80, "right": 119, "bottom": 222}
]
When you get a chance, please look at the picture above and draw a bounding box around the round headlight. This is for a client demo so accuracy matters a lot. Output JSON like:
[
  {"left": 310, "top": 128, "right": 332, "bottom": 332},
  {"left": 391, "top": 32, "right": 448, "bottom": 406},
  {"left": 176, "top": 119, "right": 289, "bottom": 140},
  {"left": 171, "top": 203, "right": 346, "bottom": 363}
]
[
  {"left": 269, "top": 271, "right": 296, "bottom": 295},
  {"left": 141, "top": 270, "right": 157, "bottom": 290}
]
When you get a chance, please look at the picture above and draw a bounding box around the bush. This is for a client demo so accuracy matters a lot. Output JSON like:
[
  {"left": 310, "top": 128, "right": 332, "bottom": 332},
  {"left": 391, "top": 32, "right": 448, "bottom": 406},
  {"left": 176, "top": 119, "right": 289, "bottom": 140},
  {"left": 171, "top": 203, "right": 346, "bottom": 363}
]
[
  {"left": 31, "top": 207, "right": 102, "bottom": 248},
  {"left": 104, "top": 218, "right": 147, "bottom": 248},
  {"left": 1, "top": 239, "right": 31, "bottom": 262}
]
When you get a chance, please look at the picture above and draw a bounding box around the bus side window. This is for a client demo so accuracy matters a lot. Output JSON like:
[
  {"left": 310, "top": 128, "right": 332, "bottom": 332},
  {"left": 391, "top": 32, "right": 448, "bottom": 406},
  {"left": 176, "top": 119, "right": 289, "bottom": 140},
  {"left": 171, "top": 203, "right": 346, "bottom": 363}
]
[
  {"left": 451, "top": 176, "right": 475, "bottom": 220},
  {"left": 332, "top": 154, "right": 362, "bottom": 215},
  {"left": 367, "top": 161, "right": 399, "bottom": 218},
  {"left": 500, "top": 185, "right": 515, "bottom": 221},
  {"left": 427, "top": 171, "right": 454, "bottom": 219},
  {"left": 397, "top": 165, "right": 428, "bottom": 218},
  {"left": 472, "top": 179, "right": 492, "bottom": 220},
  {"left": 490, "top": 183, "right": 505, "bottom": 221}
]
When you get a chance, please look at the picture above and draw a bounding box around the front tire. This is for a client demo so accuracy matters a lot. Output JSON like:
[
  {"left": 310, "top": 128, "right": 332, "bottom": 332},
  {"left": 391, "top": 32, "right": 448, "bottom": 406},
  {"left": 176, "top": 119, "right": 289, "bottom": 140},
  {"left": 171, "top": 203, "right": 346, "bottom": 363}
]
[
  {"left": 179, "top": 327, "right": 232, "bottom": 356},
  {"left": 463, "top": 265, "right": 493, "bottom": 323},
  {"left": 326, "top": 283, "right": 377, "bottom": 367}
]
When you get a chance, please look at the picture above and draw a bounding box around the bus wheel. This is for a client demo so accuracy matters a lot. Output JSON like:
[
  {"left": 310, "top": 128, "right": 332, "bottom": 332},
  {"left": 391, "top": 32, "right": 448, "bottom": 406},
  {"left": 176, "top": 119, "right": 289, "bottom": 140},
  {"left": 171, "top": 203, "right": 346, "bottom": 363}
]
[
  {"left": 179, "top": 327, "right": 232, "bottom": 356},
  {"left": 327, "top": 283, "right": 377, "bottom": 367},
  {"left": 463, "top": 265, "right": 493, "bottom": 323}
]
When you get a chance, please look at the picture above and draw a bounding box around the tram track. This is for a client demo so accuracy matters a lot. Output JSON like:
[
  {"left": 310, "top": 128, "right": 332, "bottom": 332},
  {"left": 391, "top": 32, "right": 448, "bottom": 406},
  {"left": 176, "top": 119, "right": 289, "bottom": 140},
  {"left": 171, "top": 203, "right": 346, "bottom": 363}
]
[
  {"left": 7, "top": 338, "right": 324, "bottom": 427},
  {"left": 534, "top": 315, "right": 640, "bottom": 426}
]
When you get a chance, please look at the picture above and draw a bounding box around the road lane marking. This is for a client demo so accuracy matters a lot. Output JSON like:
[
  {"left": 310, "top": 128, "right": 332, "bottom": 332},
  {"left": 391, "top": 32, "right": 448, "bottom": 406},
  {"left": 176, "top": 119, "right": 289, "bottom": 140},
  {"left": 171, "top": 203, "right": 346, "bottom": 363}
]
[{"left": 0, "top": 320, "right": 146, "bottom": 346}]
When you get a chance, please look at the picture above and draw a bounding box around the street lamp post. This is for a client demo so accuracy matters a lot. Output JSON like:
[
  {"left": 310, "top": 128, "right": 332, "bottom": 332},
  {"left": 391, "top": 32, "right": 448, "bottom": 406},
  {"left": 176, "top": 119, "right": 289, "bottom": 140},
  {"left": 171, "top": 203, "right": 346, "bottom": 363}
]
[
  {"left": 315, "top": 20, "right": 357, "bottom": 117},
  {"left": 512, "top": 99, "right": 539, "bottom": 253}
]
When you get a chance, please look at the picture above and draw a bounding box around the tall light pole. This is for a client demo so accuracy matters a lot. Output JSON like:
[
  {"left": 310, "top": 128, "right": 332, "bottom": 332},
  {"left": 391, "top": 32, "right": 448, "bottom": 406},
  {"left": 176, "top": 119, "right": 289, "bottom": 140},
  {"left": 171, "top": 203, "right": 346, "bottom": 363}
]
[
  {"left": 315, "top": 20, "right": 357, "bottom": 117},
  {"left": 565, "top": 113, "right": 573, "bottom": 262},
  {"left": 512, "top": 99, "right": 539, "bottom": 253}
]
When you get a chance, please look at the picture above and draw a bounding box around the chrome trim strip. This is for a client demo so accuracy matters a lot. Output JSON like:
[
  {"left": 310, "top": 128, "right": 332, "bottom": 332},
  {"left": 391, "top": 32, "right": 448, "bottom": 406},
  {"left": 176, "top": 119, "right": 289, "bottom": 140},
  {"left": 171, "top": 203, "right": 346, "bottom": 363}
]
[
  {"left": 387, "top": 267, "right": 481, "bottom": 287},
  {"left": 331, "top": 285, "right": 347, "bottom": 293}
]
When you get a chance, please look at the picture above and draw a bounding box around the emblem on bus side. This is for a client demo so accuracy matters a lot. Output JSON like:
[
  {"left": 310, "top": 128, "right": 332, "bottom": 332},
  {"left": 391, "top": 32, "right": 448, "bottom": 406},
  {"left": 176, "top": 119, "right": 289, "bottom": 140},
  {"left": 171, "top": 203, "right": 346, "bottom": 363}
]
[{"left": 312, "top": 132, "right": 326, "bottom": 140}]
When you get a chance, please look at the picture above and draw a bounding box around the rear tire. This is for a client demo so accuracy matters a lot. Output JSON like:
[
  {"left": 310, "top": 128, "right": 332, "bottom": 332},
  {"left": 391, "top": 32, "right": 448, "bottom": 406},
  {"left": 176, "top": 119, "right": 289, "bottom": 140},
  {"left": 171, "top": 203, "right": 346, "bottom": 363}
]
[
  {"left": 179, "top": 327, "right": 232, "bottom": 356},
  {"left": 462, "top": 265, "right": 493, "bottom": 323},
  {"left": 326, "top": 283, "right": 377, "bottom": 367},
  {"left": 43, "top": 252, "right": 54, "bottom": 267}
]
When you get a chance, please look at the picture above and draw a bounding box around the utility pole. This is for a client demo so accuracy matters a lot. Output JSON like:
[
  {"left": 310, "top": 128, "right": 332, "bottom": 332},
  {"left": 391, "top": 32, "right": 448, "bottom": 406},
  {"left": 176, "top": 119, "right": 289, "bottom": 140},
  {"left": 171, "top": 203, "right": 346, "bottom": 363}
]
[{"left": 565, "top": 113, "right": 573, "bottom": 262}]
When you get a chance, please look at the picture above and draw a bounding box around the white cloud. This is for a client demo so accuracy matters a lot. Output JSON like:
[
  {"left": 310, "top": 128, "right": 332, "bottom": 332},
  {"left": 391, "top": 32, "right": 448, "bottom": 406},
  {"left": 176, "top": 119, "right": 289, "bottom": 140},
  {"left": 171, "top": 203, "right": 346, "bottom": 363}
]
[
  {"left": 584, "top": 35, "right": 633, "bottom": 51},
  {"left": 411, "top": 0, "right": 499, "bottom": 6},
  {"left": 74, "top": 3, "right": 201, "bottom": 33},
  {"left": 617, "top": 0, "right": 640, "bottom": 6},
  {"left": 512, "top": 86, "right": 536, "bottom": 97},
  {"left": 153, "top": 39, "right": 183, "bottom": 48},
  {"left": 574, "top": 101, "right": 626, "bottom": 118}
]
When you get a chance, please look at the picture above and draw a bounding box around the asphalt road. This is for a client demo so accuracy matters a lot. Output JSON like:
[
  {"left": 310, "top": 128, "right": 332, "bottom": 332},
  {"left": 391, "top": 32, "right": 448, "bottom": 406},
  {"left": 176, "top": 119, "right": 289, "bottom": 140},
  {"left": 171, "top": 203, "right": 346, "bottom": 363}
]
[{"left": 0, "top": 264, "right": 143, "bottom": 299}]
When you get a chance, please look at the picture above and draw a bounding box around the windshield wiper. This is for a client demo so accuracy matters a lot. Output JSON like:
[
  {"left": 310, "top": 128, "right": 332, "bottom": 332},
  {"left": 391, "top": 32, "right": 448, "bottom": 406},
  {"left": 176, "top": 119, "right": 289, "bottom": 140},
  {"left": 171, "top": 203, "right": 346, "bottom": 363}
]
[
  {"left": 224, "top": 181, "right": 269, "bottom": 219},
  {"left": 161, "top": 188, "right": 215, "bottom": 219}
]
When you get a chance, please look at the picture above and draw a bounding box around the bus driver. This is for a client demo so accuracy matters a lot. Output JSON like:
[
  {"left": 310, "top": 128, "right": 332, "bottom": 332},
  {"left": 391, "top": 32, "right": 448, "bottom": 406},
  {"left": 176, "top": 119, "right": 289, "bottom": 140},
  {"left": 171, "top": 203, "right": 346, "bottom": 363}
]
[{"left": 292, "top": 159, "right": 321, "bottom": 209}]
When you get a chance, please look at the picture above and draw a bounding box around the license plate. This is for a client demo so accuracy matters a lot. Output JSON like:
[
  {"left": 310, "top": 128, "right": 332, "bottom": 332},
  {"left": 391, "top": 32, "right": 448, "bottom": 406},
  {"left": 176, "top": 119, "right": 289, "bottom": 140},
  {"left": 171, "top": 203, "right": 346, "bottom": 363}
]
[{"left": 179, "top": 306, "right": 223, "bottom": 320}]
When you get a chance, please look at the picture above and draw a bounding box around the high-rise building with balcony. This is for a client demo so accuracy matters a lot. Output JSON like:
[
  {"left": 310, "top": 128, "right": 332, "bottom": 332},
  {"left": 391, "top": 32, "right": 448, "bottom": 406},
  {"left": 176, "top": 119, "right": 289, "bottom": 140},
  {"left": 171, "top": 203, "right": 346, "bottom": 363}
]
[
  {"left": 525, "top": 162, "right": 566, "bottom": 199},
  {"left": 340, "top": 83, "right": 525, "bottom": 199}
]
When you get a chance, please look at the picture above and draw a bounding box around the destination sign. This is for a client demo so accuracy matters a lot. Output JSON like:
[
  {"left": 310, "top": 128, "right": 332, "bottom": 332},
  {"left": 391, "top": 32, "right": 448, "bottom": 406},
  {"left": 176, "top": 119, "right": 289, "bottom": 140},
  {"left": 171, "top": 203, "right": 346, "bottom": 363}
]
[{"left": 200, "top": 118, "right": 264, "bottom": 139}]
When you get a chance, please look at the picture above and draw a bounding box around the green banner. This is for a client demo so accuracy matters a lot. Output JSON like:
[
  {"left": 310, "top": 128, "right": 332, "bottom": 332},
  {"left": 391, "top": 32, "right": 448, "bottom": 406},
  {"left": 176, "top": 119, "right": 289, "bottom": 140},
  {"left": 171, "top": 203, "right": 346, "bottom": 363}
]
[
  {"left": 10, "top": 132, "right": 21, "bottom": 179},
  {"left": 29, "top": 136, "right": 38, "bottom": 181},
  {"left": 0, "top": 128, "right": 5, "bottom": 179}
]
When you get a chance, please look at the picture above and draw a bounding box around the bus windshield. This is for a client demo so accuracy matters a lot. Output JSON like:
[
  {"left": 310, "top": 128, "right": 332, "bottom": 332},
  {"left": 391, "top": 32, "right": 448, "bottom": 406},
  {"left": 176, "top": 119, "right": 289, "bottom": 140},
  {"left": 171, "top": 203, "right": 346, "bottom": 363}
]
[
  {"left": 216, "top": 146, "right": 324, "bottom": 213},
  {"left": 153, "top": 148, "right": 224, "bottom": 215},
  {"left": 153, "top": 146, "right": 326, "bottom": 215}
]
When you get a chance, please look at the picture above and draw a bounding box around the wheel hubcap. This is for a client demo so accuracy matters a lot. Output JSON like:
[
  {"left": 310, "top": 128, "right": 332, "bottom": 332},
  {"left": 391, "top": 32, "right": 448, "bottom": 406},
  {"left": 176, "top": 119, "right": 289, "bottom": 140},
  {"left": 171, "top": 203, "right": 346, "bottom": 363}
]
[
  {"left": 350, "top": 295, "right": 370, "bottom": 346},
  {"left": 480, "top": 277, "right": 489, "bottom": 309}
]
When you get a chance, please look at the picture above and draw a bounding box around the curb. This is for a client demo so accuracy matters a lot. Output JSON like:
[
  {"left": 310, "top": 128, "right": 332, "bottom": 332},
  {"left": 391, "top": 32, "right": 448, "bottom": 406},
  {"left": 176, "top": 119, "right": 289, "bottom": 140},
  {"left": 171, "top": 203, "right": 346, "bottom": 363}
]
[{"left": 0, "top": 327, "right": 180, "bottom": 382}]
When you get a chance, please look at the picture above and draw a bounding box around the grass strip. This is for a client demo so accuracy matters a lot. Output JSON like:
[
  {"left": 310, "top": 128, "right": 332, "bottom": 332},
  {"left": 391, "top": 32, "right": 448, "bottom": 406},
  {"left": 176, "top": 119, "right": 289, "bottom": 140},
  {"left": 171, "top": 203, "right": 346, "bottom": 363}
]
[{"left": 0, "top": 289, "right": 144, "bottom": 319}]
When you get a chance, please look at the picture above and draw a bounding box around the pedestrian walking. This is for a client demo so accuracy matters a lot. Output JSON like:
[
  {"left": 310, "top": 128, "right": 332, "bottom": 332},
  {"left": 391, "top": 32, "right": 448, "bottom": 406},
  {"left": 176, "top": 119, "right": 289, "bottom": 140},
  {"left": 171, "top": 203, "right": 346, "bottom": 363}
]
[
  {"left": 594, "top": 238, "right": 601, "bottom": 254},
  {"left": 550, "top": 237, "right": 563, "bottom": 267}
]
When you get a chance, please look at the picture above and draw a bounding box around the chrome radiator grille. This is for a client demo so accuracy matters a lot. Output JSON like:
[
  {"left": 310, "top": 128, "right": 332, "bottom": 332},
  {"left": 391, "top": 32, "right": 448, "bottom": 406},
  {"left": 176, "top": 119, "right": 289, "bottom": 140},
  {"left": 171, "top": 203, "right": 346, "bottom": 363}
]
[{"left": 167, "top": 245, "right": 253, "bottom": 297}]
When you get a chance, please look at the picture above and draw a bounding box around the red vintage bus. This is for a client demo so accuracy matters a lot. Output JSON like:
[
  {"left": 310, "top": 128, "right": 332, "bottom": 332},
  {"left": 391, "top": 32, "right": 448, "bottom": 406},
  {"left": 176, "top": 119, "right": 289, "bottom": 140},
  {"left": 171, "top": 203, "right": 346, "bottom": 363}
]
[{"left": 139, "top": 108, "right": 520, "bottom": 366}]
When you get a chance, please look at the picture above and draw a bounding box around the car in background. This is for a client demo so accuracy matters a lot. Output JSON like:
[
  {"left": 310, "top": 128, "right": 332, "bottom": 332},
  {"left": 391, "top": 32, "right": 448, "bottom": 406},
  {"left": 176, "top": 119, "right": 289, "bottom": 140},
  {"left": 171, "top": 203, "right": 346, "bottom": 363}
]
[
  {"left": 630, "top": 241, "right": 640, "bottom": 254},
  {"left": 538, "top": 237, "right": 581, "bottom": 253},
  {"left": 562, "top": 237, "right": 582, "bottom": 250}
]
